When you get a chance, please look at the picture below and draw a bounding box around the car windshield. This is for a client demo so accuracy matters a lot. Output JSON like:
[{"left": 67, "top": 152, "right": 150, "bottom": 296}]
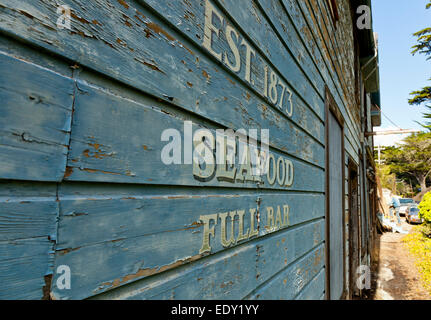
[
  {"left": 400, "top": 199, "right": 414, "bottom": 204},
  {"left": 409, "top": 207, "right": 419, "bottom": 215}
]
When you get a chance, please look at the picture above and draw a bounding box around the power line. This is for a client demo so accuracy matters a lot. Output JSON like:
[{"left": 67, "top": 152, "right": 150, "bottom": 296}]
[
  {"left": 372, "top": 103, "right": 402, "bottom": 129},
  {"left": 381, "top": 111, "right": 402, "bottom": 129}
]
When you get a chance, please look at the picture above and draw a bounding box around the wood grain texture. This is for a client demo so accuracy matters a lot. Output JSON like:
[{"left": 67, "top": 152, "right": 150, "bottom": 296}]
[
  {"left": 247, "top": 244, "right": 325, "bottom": 299},
  {"left": 294, "top": 268, "right": 325, "bottom": 300},
  {"left": 0, "top": 51, "right": 74, "bottom": 181},
  {"left": 260, "top": 0, "right": 361, "bottom": 163},
  {"left": 290, "top": 0, "right": 361, "bottom": 159},
  {"left": 0, "top": 0, "right": 368, "bottom": 300},
  {"left": 0, "top": 0, "right": 325, "bottom": 167},
  {"left": 0, "top": 182, "right": 58, "bottom": 300},
  {"left": 64, "top": 80, "right": 324, "bottom": 190},
  {"left": 51, "top": 186, "right": 324, "bottom": 299},
  {"left": 89, "top": 220, "right": 324, "bottom": 300}
]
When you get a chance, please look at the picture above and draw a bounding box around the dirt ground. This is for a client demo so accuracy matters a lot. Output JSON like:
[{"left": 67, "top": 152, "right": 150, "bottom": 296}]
[{"left": 368, "top": 218, "right": 431, "bottom": 300}]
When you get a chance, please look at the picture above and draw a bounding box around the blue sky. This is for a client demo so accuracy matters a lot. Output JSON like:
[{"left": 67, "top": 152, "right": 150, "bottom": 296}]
[{"left": 371, "top": 0, "right": 430, "bottom": 145}]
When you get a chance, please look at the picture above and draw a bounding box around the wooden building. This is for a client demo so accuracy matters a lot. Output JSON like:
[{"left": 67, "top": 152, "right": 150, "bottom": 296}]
[{"left": 0, "top": 0, "right": 381, "bottom": 299}]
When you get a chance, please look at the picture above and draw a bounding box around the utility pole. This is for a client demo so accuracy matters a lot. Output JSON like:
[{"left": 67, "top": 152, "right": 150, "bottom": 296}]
[
  {"left": 372, "top": 129, "right": 421, "bottom": 165},
  {"left": 375, "top": 144, "right": 385, "bottom": 165}
]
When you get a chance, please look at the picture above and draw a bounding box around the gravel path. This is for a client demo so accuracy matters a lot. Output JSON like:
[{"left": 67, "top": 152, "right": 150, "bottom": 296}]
[{"left": 370, "top": 219, "right": 431, "bottom": 300}]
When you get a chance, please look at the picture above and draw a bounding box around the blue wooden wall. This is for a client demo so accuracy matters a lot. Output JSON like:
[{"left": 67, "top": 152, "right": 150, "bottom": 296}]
[{"left": 0, "top": 0, "right": 364, "bottom": 299}]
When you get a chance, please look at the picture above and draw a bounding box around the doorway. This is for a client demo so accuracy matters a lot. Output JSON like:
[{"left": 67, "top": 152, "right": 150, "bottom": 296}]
[{"left": 325, "top": 87, "right": 346, "bottom": 300}]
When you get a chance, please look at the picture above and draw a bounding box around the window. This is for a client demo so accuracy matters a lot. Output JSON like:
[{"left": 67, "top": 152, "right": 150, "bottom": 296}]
[{"left": 400, "top": 199, "right": 414, "bottom": 204}]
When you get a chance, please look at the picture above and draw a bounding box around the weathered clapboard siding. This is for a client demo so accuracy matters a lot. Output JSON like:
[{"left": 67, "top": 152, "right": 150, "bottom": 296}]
[
  {"left": 211, "top": 0, "right": 326, "bottom": 99},
  {"left": 256, "top": 0, "right": 360, "bottom": 164},
  {"left": 0, "top": 51, "right": 74, "bottom": 181},
  {"left": 0, "top": 0, "right": 325, "bottom": 168},
  {"left": 273, "top": 0, "right": 361, "bottom": 163},
  {"left": 300, "top": 10, "right": 360, "bottom": 169},
  {"left": 315, "top": 0, "right": 352, "bottom": 103},
  {"left": 297, "top": 0, "right": 361, "bottom": 142},
  {"left": 64, "top": 79, "right": 324, "bottom": 190},
  {"left": 319, "top": 0, "right": 358, "bottom": 120},
  {"left": 320, "top": 0, "right": 361, "bottom": 136},
  {"left": 294, "top": 268, "right": 326, "bottom": 300},
  {"left": 295, "top": 0, "right": 355, "bottom": 120},
  {"left": 302, "top": 1, "right": 350, "bottom": 112},
  {"left": 278, "top": 0, "right": 347, "bottom": 117},
  {"left": 88, "top": 219, "right": 324, "bottom": 300},
  {"left": 0, "top": 0, "right": 378, "bottom": 300},
  {"left": 246, "top": 244, "right": 324, "bottom": 299},
  {"left": 140, "top": 0, "right": 326, "bottom": 120},
  {"left": 0, "top": 182, "right": 58, "bottom": 299},
  {"left": 51, "top": 182, "right": 324, "bottom": 299},
  {"left": 309, "top": 0, "right": 361, "bottom": 136}
]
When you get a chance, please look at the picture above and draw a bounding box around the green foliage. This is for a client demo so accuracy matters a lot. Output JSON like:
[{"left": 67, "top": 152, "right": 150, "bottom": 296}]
[
  {"left": 382, "top": 132, "right": 431, "bottom": 194},
  {"left": 409, "top": 1, "right": 431, "bottom": 129},
  {"left": 411, "top": 1, "right": 431, "bottom": 58},
  {"left": 419, "top": 191, "right": 431, "bottom": 223},
  {"left": 411, "top": 28, "right": 431, "bottom": 58},
  {"left": 409, "top": 85, "right": 431, "bottom": 130},
  {"left": 409, "top": 85, "right": 431, "bottom": 106},
  {"left": 403, "top": 229, "right": 431, "bottom": 294},
  {"left": 376, "top": 165, "right": 396, "bottom": 191}
]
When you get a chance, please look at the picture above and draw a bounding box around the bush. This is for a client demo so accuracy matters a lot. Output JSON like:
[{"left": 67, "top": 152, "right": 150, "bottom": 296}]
[
  {"left": 419, "top": 192, "right": 431, "bottom": 224},
  {"left": 421, "top": 224, "right": 431, "bottom": 238},
  {"left": 403, "top": 229, "right": 431, "bottom": 295}
]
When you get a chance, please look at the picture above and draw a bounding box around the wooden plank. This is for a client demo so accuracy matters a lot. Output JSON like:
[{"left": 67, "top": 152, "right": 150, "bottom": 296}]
[
  {"left": 215, "top": 0, "right": 325, "bottom": 97},
  {"left": 0, "top": 199, "right": 58, "bottom": 242},
  {"left": 319, "top": 0, "right": 357, "bottom": 122},
  {"left": 294, "top": 268, "right": 325, "bottom": 300},
  {"left": 0, "top": 34, "right": 73, "bottom": 77},
  {"left": 299, "top": 0, "right": 361, "bottom": 138},
  {"left": 89, "top": 219, "right": 324, "bottom": 300},
  {"left": 273, "top": 0, "right": 346, "bottom": 112},
  {"left": 51, "top": 187, "right": 324, "bottom": 299},
  {"left": 0, "top": 182, "right": 58, "bottom": 300},
  {"left": 281, "top": 0, "right": 361, "bottom": 150},
  {"left": 0, "top": 51, "right": 74, "bottom": 181},
  {"left": 256, "top": 0, "right": 361, "bottom": 155},
  {"left": 246, "top": 244, "right": 325, "bottom": 299},
  {"left": 65, "top": 81, "right": 324, "bottom": 190},
  {"left": 0, "top": 238, "right": 53, "bottom": 299},
  {"left": 139, "top": 0, "right": 326, "bottom": 146},
  {"left": 302, "top": 0, "right": 348, "bottom": 109},
  {"left": 255, "top": 218, "right": 325, "bottom": 286},
  {"left": 142, "top": 0, "right": 325, "bottom": 119},
  {"left": 0, "top": 0, "right": 325, "bottom": 167}
]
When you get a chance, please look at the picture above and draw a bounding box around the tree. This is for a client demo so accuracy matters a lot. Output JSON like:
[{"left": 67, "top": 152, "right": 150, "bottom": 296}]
[
  {"left": 409, "top": 1, "right": 431, "bottom": 130},
  {"left": 376, "top": 164, "right": 397, "bottom": 192},
  {"left": 382, "top": 132, "right": 431, "bottom": 196}
]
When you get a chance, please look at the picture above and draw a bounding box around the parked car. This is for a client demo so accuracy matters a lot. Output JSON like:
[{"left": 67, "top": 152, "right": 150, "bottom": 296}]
[
  {"left": 406, "top": 206, "right": 424, "bottom": 224},
  {"left": 399, "top": 198, "right": 415, "bottom": 216}
]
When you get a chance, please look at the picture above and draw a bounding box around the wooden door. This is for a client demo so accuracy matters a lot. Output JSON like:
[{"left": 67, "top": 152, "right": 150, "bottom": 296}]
[{"left": 348, "top": 161, "right": 360, "bottom": 298}]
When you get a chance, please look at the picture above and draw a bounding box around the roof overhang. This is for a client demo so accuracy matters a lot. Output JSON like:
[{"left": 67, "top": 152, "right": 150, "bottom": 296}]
[{"left": 353, "top": 0, "right": 382, "bottom": 126}]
